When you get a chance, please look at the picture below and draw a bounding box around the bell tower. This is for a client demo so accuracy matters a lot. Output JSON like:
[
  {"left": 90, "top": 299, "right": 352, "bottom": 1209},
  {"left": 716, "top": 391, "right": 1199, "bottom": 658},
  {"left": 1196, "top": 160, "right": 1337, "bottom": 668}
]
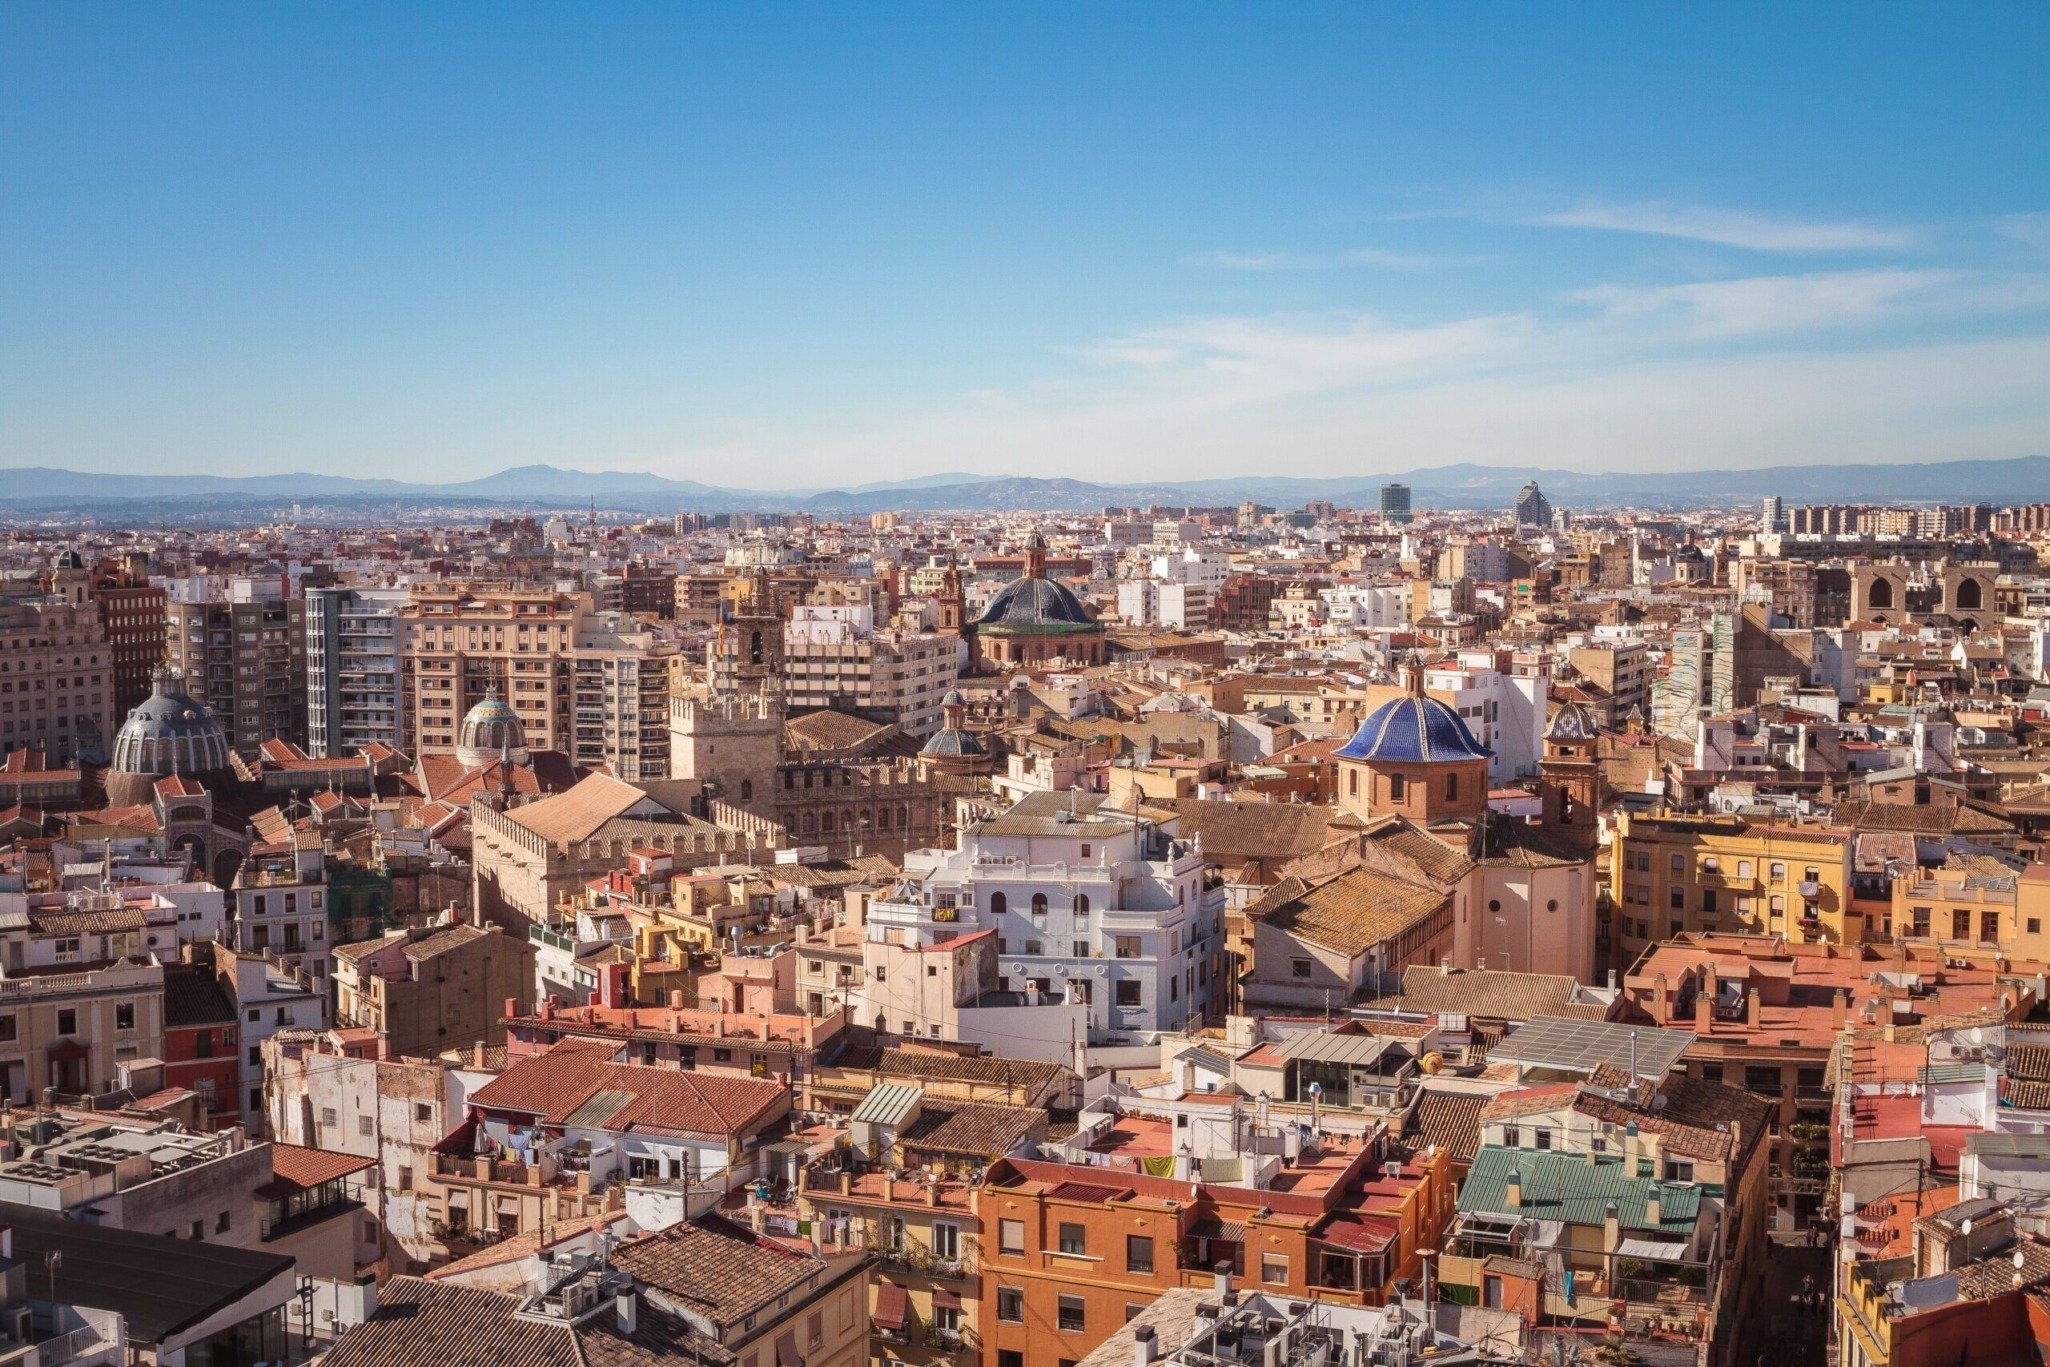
[{"left": 1538, "top": 701, "right": 1604, "bottom": 850}]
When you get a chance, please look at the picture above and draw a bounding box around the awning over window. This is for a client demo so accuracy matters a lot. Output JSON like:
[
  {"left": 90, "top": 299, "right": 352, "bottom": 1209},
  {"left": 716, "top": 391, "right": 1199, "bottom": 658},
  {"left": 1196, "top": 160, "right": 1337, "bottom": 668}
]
[
  {"left": 933, "top": 1287, "right": 963, "bottom": 1310},
  {"left": 873, "top": 1281, "right": 908, "bottom": 1330}
]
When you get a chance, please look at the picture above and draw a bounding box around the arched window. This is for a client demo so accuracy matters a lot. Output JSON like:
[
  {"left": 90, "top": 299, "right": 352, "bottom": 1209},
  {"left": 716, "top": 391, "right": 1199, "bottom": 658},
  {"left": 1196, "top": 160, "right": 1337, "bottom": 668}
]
[
  {"left": 1868, "top": 578, "right": 1894, "bottom": 610},
  {"left": 1031, "top": 893, "right": 1048, "bottom": 916},
  {"left": 877, "top": 807, "right": 891, "bottom": 829},
  {"left": 802, "top": 811, "right": 816, "bottom": 833},
  {"left": 990, "top": 892, "right": 1008, "bottom": 916},
  {"left": 1074, "top": 894, "right": 1090, "bottom": 914},
  {"left": 1956, "top": 578, "right": 1984, "bottom": 610},
  {"left": 859, "top": 808, "right": 873, "bottom": 829},
  {"left": 820, "top": 812, "right": 834, "bottom": 833}
]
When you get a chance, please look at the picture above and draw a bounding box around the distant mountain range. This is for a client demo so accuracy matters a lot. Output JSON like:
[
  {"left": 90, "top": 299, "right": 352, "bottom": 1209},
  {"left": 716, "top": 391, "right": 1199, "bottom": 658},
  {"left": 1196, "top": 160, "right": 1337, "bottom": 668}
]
[{"left": 2, "top": 454, "right": 2046, "bottom": 516}]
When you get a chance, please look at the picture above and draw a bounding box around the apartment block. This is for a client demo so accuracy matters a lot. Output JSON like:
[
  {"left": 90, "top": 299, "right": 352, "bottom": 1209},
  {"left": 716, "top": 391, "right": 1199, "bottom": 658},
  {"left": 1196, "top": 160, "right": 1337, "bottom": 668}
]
[{"left": 165, "top": 592, "right": 308, "bottom": 758}]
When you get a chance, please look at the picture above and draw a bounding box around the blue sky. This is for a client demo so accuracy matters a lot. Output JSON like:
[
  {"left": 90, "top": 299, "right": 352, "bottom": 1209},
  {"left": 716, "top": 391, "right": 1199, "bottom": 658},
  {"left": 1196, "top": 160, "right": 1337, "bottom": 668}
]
[{"left": 3, "top": 3, "right": 2047, "bottom": 487}]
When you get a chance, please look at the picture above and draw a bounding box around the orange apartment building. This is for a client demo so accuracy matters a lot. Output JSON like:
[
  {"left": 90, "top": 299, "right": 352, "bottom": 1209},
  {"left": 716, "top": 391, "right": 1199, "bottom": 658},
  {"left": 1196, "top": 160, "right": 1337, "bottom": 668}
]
[{"left": 975, "top": 1112, "right": 1454, "bottom": 1367}]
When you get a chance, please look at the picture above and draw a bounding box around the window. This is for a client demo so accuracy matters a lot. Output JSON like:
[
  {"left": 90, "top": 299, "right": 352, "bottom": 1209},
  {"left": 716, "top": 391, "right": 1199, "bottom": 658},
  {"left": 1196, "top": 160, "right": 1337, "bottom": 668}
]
[
  {"left": 998, "top": 1219, "right": 1025, "bottom": 1255},
  {"left": 1770, "top": 862, "right": 1786, "bottom": 882},
  {"left": 399, "top": 1166, "right": 414, "bottom": 1193},
  {"left": 933, "top": 1222, "right": 960, "bottom": 1259},
  {"left": 190, "top": 1220, "right": 204, "bottom": 1241},
  {"left": 1534, "top": 1128, "right": 1552, "bottom": 1151},
  {"left": 1058, "top": 1222, "right": 1087, "bottom": 1256},
  {"left": 247, "top": 1008, "right": 260, "bottom": 1023},
  {"left": 1663, "top": 1158, "right": 1696, "bottom": 1183},
  {"left": 1388, "top": 773, "right": 1406, "bottom": 801},
  {"left": 1669, "top": 887, "right": 1685, "bottom": 911},
  {"left": 1261, "top": 1254, "right": 1289, "bottom": 1286},
  {"left": 1701, "top": 889, "right": 1718, "bottom": 914},
  {"left": 1057, "top": 1295, "right": 1085, "bottom": 1333},
  {"left": 1445, "top": 773, "right": 1458, "bottom": 800},
  {"left": 116, "top": 1003, "right": 135, "bottom": 1030},
  {"left": 1290, "top": 958, "right": 1313, "bottom": 979},
  {"left": 990, "top": 892, "right": 1007, "bottom": 916},
  {"left": 250, "top": 1088, "right": 262, "bottom": 1111},
  {"left": 1074, "top": 894, "right": 1090, "bottom": 914},
  {"left": 320, "top": 1107, "right": 338, "bottom": 1127},
  {"left": 1701, "top": 855, "right": 1719, "bottom": 874},
  {"left": 56, "top": 1009, "right": 76, "bottom": 1036},
  {"left": 1031, "top": 893, "right": 1048, "bottom": 916},
  {"left": 997, "top": 1286, "right": 1024, "bottom": 1322},
  {"left": 1502, "top": 1125, "right": 1520, "bottom": 1147},
  {"left": 1115, "top": 980, "right": 1142, "bottom": 1008},
  {"left": 358, "top": 1115, "right": 374, "bottom": 1137},
  {"left": 1669, "top": 853, "right": 1685, "bottom": 873},
  {"left": 1126, "top": 1234, "right": 1154, "bottom": 1273},
  {"left": 1744, "top": 1065, "right": 1783, "bottom": 1094},
  {"left": 0, "top": 1015, "right": 17, "bottom": 1043},
  {"left": 1736, "top": 860, "right": 1753, "bottom": 878},
  {"left": 216, "top": 1210, "right": 231, "bottom": 1233},
  {"left": 249, "top": 1046, "right": 262, "bottom": 1067}
]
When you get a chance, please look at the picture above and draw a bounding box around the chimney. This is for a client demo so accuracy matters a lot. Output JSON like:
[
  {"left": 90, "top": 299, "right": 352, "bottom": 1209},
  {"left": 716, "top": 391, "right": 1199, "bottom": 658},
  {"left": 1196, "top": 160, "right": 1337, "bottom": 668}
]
[
  {"left": 1646, "top": 1190, "right": 1662, "bottom": 1228},
  {"left": 1833, "top": 989, "right": 1849, "bottom": 1031},
  {"left": 504, "top": 996, "right": 518, "bottom": 1022},
  {"left": 1745, "top": 988, "right": 1761, "bottom": 1028},
  {"left": 1505, "top": 1170, "right": 1522, "bottom": 1210},
  {"left": 1652, "top": 973, "right": 1670, "bottom": 1024},
  {"left": 615, "top": 1285, "right": 638, "bottom": 1335},
  {"left": 1213, "top": 1261, "right": 1233, "bottom": 1300},
  {"left": 1603, "top": 1201, "right": 1620, "bottom": 1252},
  {"left": 1693, "top": 980, "right": 1712, "bottom": 1035},
  {"left": 1134, "top": 1324, "right": 1159, "bottom": 1366}
]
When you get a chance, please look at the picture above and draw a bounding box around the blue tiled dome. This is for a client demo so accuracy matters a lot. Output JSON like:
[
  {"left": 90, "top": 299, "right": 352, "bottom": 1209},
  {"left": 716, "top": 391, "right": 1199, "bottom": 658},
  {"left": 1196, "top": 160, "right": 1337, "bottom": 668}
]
[{"left": 1336, "top": 694, "right": 1491, "bottom": 763}]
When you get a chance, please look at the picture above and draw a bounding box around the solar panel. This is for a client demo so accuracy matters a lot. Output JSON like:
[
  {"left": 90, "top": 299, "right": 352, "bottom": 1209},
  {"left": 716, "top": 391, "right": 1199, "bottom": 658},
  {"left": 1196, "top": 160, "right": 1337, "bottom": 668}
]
[{"left": 1488, "top": 1015, "right": 1695, "bottom": 1080}]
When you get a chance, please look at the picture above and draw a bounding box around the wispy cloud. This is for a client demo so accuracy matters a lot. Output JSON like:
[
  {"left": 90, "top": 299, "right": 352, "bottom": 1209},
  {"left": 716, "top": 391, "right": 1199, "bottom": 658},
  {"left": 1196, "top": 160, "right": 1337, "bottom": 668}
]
[
  {"left": 1527, "top": 199, "right": 1914, "bottom": 252},
  {"left": 1998, "top": 212, "right": 2050, "bottom": 252},
  {"left": 1182, "top": 247, "right": 1447, "bottom": 271},
  {"left": 1570, "top": 268, "right": 1957, "bottom": 337}
]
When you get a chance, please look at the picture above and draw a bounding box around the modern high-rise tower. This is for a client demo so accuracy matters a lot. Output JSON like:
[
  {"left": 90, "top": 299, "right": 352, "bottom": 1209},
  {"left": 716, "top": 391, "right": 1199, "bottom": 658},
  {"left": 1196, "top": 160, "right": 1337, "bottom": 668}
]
[{"left": 1378, "top": 482, "right": 1413, "bottom": 525}]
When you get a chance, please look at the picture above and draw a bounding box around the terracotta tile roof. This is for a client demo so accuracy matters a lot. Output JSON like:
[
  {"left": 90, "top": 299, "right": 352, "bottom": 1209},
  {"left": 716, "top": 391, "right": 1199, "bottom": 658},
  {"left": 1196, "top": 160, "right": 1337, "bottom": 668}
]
[
  {"left": 323, "top": 1275, "right": 728, "bottom": 1367},
  {"left": 505, "top": 773, "right": 667, "bottom": 845},
  {"left": 903, "top": 1102, "right": 1046, "bottom": 1157},
  {"left": 1404, "top": 1088, "right": 1488, "bottom": 1162},
  {"left": 27, "top": 906, "right": 146, "bottom": 937},
  {"left": 1245, "top": 865, "right": 1449, "bottom": 960},
  {"left": 608, "top": 1216, "right": 828, "bottom": 1331},
  {"left": 470, "top": 1038, "right": 787, "bottom": 1138},
  {"left": 783, "top": 708, "right": 896, "bottom": 753},
  {"left": 1381, "top": 966, "right": 1611, "bottom": 1023},
  {"left": 265, "top": 1144, "right": 376, "bottom": 1195}
]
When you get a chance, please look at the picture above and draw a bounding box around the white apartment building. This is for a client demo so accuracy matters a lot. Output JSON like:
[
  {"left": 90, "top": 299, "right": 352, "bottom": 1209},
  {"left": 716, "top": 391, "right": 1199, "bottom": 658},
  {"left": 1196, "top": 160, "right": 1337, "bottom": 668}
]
[
  {"left": 863, "top": 792, "right": 1222, "bottom": 1044},
  {"left": 1321, "top": 583, "right": 1408, "bottom": 630},
  {"left": 781, "top": 604, "right": 958, "bottom": 737},
  {"left": 306, "top": 585, "right": 409, "bottom": 758},
  {"left": 1424, "top": 648, "right": 1547, "bottom": 782},
  {"left": 231, "top": 839, "right": 332, "bottom": 984},
  {"left": 570, "top": 612, "right": 676, "bottom": 782},
  {"left": 216, "top": 945, "right": 327, "bottom": 1135}
]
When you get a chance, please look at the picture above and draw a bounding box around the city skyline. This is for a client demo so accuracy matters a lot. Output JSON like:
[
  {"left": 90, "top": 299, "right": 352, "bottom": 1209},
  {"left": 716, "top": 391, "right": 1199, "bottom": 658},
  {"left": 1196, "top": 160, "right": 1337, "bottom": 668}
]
[{"left": 3, "top": 5, "right": 2047, "bottom": 487}]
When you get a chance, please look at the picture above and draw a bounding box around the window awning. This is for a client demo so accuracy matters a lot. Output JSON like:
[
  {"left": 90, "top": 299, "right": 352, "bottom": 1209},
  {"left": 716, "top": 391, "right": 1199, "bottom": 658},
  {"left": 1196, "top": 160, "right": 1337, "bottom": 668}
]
[
  {"left": 775, "top": 1330, "right": 801, "bottom": 1366},
  {"left": 1614, "top": 1237, "right": 1690, "bottom": 1262},
  {"left": 873, "top": 1281, "right": 908, "bottom": 1330},
  {"left": 933, "top": 1287, "right": 963, "bottom": 1310}
]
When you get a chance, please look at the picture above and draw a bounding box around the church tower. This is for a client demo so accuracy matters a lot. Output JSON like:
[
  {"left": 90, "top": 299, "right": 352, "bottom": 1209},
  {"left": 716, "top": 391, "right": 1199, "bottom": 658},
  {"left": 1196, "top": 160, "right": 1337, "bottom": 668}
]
[
  {"left": 937, "top": 556, "right": 965, "bottom": 634},
  {"left": 1538, "top": 700, "right": 1604, "bottom": 850}
]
